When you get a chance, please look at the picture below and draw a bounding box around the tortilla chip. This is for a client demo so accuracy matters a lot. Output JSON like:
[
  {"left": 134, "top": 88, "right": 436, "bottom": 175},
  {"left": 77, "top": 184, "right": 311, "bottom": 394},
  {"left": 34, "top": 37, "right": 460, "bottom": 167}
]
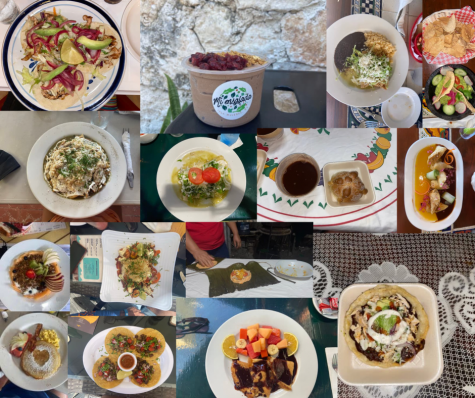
[
  {"left": 444, "top": 33, "right": 454, "bottom": 45},
  {"left": 442, "top": 15, "right": 456, "bottom": 33}
]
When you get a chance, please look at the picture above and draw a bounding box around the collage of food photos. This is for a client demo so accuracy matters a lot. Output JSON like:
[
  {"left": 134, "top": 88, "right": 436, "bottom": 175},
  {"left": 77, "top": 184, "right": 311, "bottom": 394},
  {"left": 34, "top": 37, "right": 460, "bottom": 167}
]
[{"left": 0, "top": 0, "right": 475, "bottom": 398}]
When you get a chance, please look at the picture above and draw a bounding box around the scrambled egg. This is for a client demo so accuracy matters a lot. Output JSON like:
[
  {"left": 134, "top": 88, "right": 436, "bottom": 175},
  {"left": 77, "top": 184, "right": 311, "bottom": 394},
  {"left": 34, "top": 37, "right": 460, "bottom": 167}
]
[{"left": 39, "top": 329, "right": 60, "bottom": 349}]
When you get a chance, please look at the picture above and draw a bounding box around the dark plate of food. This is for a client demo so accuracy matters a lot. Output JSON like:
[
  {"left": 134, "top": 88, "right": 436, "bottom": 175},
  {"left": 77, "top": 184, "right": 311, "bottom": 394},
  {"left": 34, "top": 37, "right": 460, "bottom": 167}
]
[{"left": 424, "top": 64, "right": 475, "bottom": 120}]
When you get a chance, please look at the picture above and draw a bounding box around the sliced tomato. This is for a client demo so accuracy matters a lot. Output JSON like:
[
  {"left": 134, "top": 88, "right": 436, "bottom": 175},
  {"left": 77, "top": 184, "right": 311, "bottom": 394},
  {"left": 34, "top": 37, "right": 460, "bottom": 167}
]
[
  {"left": 130, "top": 345, "right": 136, "bottom": 350},
  {"left": 457, "top": 85, "right": 465, "bottom": 90},
  {"left": 127, "top": 338, "right": 132, "bottom": 344},
  {"left": 455, "top": 76, "right": 460, "bottom": 85},
  {"left": 188, "top": 168, "right": 204, "bottom": 185},
  {"left": 98, "top": 371, "right": 103, "bottom": 376},
  {"left": 202, "top": 167, "right": 221, "bottom": 183},
  {"left": 136, "top": 378, "right": 142, "bottom": 384},
  {"left": 151, "top": 273, "right": 161, "bottom": 284},
  {"left": 149, "top": 346, "right": 155, "bottom": 351},
  {"left": 146, "top": 337, "right": 152, "bottom": 342}
]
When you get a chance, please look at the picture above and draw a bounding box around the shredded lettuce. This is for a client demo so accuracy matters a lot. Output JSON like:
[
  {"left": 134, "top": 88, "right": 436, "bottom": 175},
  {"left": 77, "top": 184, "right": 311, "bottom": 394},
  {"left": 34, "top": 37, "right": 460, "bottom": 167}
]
[{"left": 92, "top": 67, "right": 106, "bottom": 81}]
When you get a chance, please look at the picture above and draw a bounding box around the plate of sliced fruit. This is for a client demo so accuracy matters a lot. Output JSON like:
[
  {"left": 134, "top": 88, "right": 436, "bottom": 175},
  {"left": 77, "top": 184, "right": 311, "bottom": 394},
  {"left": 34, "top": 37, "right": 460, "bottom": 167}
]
[
  {"left": 0, "top": 239, "right": 69, "bottom": 311},
  {"left": 205, "top": 309, "right": 318, "bottom": 397}
]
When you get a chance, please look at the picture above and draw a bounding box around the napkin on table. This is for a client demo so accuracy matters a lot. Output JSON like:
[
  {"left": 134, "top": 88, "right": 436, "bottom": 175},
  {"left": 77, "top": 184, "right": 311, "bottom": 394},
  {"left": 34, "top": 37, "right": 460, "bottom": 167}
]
[{"left": 0, "top": 150, "right": 20, "bottom": 181}]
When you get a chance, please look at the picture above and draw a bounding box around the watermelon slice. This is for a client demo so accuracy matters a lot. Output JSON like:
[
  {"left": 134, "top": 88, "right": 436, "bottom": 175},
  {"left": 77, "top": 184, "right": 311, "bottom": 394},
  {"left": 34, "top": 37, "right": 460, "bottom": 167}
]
[
  {"left": 267, "top": 334, "right": 282, "bottom": 346},
  {"left": 246, "top": 343, "right": 260, "bottom": 359}
]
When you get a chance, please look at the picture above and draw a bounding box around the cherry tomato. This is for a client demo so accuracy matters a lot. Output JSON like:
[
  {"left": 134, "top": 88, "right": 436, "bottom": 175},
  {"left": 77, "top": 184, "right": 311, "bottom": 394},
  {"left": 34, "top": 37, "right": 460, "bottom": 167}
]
[
  {"left": 26, "top": 270, "right": 36, "bottom": 279},
  {"left": 188, "top": 168, "right": 204, "bottom": 185},
  {"left": 151, "top": 273, "right": 161, "bottom": 284},
  {"left": 455, "top": 76, "right": 460, "bottom": 85},
  {"left": 202, "top": 167, "right": 221, "bottom": 183}
]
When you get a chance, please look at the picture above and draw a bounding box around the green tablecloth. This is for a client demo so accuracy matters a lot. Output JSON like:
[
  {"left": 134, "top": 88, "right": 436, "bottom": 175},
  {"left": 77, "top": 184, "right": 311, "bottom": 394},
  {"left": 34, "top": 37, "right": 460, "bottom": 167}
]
[
  {"left": 176, "top": 298, "right": 337, "bottom": 397},
  {"left": 140, "top": 134, "right": 257, "bottom": 221}
]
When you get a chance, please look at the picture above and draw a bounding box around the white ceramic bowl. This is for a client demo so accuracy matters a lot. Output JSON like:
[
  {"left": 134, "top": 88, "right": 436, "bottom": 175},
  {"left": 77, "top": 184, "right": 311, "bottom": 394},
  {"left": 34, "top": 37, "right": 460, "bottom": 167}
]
[
  {"left": 323, "top": 160, "right": 376, "bottom": 208},
  {"left": 275, "top": 153, "right": 320, "bottom": 197},
  {"left": 338, "top": 283, "right": 443, "bottom": 386},
  {"left": 27, "top": 122, "right": 127, "bottom": 219},
  {"left": 205, "top": 309, "right": 318, "bottom": 397},
  {"left": 382, "top": 88, "right": 421, "bottom": 128},
  {"left": 83, "top": 325, "right": 174, "bottom": 394},
  {"left": 118, "top": 352, "right": 137, "bottom": 371},
  {"left": 275, "top": 260, "right": 313, "bottom": 280},
  {"left": 156, "top": 137, "right": 247, "bottom": 221},
  {"left": 0, "top": 313, "right": 68, "bottom": 391},
  {"left": 0, "top": 239, "right": 70, "bottom": 311},
  {"left": 327, "top": 14, "right": 409, "bottom": 107},
  {"left": 404, "top": 137, "right": 463, "bottom": 231},
  {"left": 121, "top": 0, "right": 140, "bottom": 62}
]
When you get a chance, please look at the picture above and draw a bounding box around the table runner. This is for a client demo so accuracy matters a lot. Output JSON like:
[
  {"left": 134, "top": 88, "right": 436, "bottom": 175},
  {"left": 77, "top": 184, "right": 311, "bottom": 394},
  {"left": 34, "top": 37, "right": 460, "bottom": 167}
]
[
  {"left": 257, "top": 129, "right": 397, "bottom": 232},
  {"left": 313, "top": 233, "right": 475, "bottom": 398},
  {"left": 185, "top": 258, "right": 312, "bottom": 298}
]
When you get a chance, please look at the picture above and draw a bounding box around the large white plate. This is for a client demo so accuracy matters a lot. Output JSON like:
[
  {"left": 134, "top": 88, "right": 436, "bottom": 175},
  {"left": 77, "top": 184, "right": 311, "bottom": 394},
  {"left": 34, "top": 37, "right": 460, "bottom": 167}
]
[
  {"left": 404, "top": 137, "right": 463, "bottom": 231},
  {"left": 338, "top": 283, "right": 443, "bottom": 386},
  {"left": 83, "top": 325, "right": 174, "bottom": 394},
  {"left": 2, "top": 0, "right": 125, "bottom": 111},
  {"left": 27, "top": 122, "right": 127, "bottom": 219},
  {"left": 99, "top": 230, "right": 180, "bottom": 310},
  {"left": 121, "top": 0, "right": 140, "bottom": 62},
  {"left": 0, "top": 239, "right": 70, "bottom": 311},
  {"left": 327, "top": 14, "right": 409, "bottom": 107},
  {"left": 205, "top": 309, "right": 318, "bottom": 397},
  {"left": 0, "top": 313, "right": 68, "bottom": 391},
  {"left": 157, "top": 138, "right": 247, "bottom": 222}
]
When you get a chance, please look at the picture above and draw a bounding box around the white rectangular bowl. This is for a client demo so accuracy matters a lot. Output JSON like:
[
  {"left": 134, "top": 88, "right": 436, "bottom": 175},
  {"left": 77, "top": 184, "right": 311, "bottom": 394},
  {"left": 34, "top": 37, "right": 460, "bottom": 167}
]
[
  {"left": 337, "top": 283, "right": 443, "bottom": 386},
  {"left": 404, "top": 137, "right": 463, "bottom": 231},
  {"left": 323, "top": 160, "right": 376, "bottom": 208},
  {"left": 257, "top": 149, "right": 267, "bottom": 184},
  {"left": 100, "top": 230, "right": 180, "bottom": 310}
]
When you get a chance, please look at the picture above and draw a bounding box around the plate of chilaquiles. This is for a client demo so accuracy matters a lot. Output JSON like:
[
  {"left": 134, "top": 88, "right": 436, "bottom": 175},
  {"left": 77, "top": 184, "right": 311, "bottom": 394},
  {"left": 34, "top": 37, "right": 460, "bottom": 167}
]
[
  {"left": 0, "top": 239, "right": 69, "bottom": 311},
  {"left": 205, "top": 309, "right": 318, "bottom": 397},
  {"left": 404, "top": 137, "right": 463, "bottom": 231}
]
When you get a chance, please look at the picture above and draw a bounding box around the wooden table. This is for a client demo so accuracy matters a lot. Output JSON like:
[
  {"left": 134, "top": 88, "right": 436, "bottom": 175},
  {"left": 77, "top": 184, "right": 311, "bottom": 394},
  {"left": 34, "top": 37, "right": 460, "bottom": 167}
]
[
  {"left": 397, "top": 129, "right": 475, "bottom": 232},
  {"left": 327, "top": 0, "right": 352, "bottom": 127},
  {"left": 2, "top": 225, "right": 70, "bottom": 245},
  {"left": 423, "top": 1, "right": 475, "bottom": 84}
]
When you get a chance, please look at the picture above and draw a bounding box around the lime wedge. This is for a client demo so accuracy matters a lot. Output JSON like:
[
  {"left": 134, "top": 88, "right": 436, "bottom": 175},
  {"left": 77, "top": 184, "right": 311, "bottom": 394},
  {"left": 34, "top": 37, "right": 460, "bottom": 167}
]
[
  {"left": 117, "top": 370, "right": 132, "bottom": 380},
  {"left": 61, "top": 39, "right": 84, "bottom": 65}
]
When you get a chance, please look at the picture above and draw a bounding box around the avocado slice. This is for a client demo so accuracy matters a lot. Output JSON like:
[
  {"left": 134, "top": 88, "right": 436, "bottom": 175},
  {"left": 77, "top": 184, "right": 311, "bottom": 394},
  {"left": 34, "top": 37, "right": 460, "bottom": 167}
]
[
  {"left": 376, "top": 298, "right": 391, "bottom": 310},
  {"left": 77, "top": 36, "right": 112, "bottom": 50},
  {"left": 136, "top": 243, "right": 144, "bottom": 257}
]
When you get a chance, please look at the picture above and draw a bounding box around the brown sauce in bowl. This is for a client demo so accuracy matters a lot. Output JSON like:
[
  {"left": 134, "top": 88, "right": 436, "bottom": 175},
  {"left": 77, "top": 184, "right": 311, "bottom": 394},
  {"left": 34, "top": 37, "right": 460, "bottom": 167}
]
[{"left": 282, "top": 161, "right": 318, "bottom": 196}]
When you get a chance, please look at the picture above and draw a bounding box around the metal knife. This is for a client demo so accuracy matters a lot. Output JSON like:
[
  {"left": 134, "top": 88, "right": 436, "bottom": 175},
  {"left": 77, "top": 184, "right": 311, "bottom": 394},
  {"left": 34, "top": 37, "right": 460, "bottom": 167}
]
[{"left": 122, "top": 128, "right": 134, "bottom": 188}]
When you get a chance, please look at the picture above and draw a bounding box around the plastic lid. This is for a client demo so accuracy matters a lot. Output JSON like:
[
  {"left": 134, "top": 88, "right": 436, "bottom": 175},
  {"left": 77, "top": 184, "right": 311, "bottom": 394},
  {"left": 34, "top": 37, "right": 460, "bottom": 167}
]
[{"left": 181, "top": 52, "right": 269, "bottom": 75}]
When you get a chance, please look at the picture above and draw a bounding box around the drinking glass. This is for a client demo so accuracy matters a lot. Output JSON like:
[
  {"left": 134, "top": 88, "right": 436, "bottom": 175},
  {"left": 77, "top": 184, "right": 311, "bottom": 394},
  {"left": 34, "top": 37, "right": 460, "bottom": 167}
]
[
  {"left": 91, "top": 111, "right": 113, "bottom": 129},
  {"left": 0, "top": 0, "right": 19, "bottom": 25}
]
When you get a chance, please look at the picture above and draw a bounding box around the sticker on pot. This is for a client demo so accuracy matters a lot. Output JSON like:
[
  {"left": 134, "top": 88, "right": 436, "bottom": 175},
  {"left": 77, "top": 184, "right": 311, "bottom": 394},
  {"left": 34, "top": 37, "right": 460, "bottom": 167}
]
[{"left": 212, "top": 81, "right": 253, "bottom": 120}]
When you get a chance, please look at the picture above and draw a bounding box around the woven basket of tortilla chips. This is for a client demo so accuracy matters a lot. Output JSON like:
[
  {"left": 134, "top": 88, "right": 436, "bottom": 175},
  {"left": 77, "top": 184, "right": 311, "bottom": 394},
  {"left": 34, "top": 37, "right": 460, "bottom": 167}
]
[{"left": 422, "top": 6, "right": 475, "bottom": 65}]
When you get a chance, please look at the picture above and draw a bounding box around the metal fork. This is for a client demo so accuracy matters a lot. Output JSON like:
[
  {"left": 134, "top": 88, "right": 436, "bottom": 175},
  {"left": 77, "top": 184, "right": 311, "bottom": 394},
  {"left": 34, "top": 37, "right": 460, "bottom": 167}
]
[
  {"left": 332, "top": 353, "right": 338, "bottom": 372},
  {"left": 357, "top": 119, "right": 379, "bottom": 128}
]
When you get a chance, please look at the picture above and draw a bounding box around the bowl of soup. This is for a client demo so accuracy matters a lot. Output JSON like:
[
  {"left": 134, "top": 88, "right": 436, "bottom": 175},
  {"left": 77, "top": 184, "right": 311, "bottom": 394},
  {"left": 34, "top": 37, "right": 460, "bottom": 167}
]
[{"left": 404, "top": 138, "right": 463, "bottom": 231}]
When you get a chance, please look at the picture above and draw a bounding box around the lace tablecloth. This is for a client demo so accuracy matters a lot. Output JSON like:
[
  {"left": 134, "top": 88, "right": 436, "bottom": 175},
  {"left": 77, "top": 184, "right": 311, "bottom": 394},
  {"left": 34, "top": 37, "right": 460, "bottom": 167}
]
[{"left": 313, "top": 233, "right": 475, "bottom": 398}]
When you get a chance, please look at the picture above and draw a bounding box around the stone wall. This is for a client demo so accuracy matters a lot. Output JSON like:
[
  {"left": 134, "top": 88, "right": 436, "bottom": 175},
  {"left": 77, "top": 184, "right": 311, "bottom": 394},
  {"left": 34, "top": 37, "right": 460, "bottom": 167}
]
[{"left": 141, "top": 0, "right": 327, "bottom": 133}]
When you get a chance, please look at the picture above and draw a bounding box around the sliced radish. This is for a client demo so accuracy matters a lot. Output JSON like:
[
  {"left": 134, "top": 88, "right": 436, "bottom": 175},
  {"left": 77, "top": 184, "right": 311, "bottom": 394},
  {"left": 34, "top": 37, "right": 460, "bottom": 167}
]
[
  {"left": 455, "top": 102, "right": 467, "bottom": 113},
  {"left": 440, "top": 66, "right": 454, "bottom": 75},
  {"left": 434, "top": 101, "right": 441, "bottom": 110},
  {"left": 464, "top": 76, "right": 473, "bottom": 86}
]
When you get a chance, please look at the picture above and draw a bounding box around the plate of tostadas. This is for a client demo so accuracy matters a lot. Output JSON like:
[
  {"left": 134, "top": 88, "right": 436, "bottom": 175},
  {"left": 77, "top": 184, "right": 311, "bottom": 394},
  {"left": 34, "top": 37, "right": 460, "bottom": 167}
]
[
  {"left": 84, "top": 325, "right": 173, "bottom": 394},
  {"left": 0, "top": 313, "right": 67, "bottom": 391}
]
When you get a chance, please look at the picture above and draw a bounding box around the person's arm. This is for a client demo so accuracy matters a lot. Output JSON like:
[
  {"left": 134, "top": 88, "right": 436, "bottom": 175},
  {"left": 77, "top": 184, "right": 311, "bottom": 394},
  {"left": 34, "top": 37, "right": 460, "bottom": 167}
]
[
  {"left": 226, "top": 222, "right": 241, "bottom": 248},
  {"left": 186, "top": 231, "right": 215, "bottom": 267}
]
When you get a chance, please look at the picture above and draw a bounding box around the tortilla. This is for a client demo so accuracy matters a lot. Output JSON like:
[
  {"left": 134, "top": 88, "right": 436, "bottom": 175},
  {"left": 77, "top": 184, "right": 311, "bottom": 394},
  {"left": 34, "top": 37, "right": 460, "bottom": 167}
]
[
  {"left": 130, "top": 359, "right": 161, "bottom": 388},
  {"left": 92, "top": 355, "right": 123, "bottom": 389},
  {"left": 230, "top": 269, "right": 252, "bottom": 284},
  {"left": 135, "top": 328, "right": 166, "bottom": 359},
  {"left": 343, "top": 284, "right": 429, "bottom": 368},
  {"left": 10, "top": 251, "right": 61, "bottom": 300},
  {"left": 196, "top": 260, "right": 218, "bottom": 269},
  {"left": 90, "top": 22, "right": 122, "bottom": 74},
  {"left": 105, "top": 327, "right": 135, "bottom": 355}
]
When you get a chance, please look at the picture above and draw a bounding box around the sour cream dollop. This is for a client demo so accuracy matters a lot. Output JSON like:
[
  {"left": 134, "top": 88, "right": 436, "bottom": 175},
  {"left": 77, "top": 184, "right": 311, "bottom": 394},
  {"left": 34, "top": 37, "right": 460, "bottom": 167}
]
[{"left": 367, "top": 309, "right": 408, "bottom": 345}]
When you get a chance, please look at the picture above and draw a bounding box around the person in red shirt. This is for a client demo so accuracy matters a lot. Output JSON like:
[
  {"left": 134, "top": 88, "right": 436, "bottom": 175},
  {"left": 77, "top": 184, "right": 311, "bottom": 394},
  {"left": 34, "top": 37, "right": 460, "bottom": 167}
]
[{"left": 186, "top": 222, "right": 241, "bottom": 267}]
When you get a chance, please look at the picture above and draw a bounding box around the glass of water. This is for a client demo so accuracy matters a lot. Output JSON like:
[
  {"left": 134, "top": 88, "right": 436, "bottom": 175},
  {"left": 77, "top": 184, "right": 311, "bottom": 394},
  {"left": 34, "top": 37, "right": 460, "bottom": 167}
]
[
  {"left": 91, "top": 111, "right": 113, "bottom": 129},
  {"left": 0, "top": 0, "right": 19, "bottom": 24}
]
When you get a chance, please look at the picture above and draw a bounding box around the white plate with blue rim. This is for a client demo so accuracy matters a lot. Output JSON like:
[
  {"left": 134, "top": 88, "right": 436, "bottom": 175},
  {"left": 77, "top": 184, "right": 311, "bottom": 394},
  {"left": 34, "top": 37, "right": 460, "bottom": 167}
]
[{"left": 2, "top": 0, "right": 125, "bottom": 111}]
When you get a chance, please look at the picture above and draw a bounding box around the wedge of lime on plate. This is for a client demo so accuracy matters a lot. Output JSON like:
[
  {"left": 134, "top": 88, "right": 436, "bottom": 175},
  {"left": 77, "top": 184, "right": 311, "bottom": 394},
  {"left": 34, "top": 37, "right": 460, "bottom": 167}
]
[{"left": 61, "top": 39, "right": 84, "bottom": 65}]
